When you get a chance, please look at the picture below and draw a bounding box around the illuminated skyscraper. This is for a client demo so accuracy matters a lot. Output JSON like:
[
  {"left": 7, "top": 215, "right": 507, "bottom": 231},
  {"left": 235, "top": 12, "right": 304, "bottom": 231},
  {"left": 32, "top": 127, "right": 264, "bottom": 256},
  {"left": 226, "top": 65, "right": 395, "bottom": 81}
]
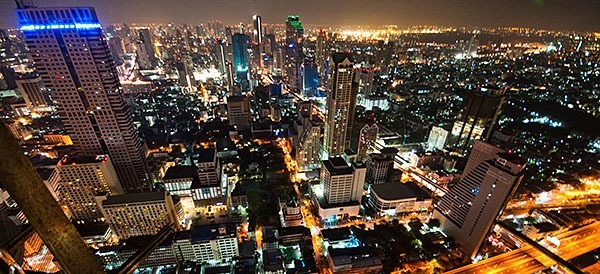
[
  {"left": 232, "top": 33, "right": 250, "bottom": 83},
  {"left": 285, "top": 15, "right": 304, "bottom": 92},
  {"left": 252, "top": 15, "right": 263, "bottom": 45},
  {"left": 323, "top": 53, "right": 355, "bottom": 157},
  {"left": 17, "top": 6, "right": 149, "bottom": 192},
  {"left": 432, "top": 141, "right": 525, "bottom": 259}
]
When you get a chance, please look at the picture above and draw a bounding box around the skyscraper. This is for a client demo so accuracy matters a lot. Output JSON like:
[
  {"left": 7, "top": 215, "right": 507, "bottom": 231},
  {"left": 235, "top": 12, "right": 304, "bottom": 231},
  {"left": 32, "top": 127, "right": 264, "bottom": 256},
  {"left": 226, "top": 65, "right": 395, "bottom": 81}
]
[
  {"left": 323, "top": 53, "right": 355, "bottom": 157},
  {"left": 432, "top": 141, "right": 525, "bottom": 259},
  {"left": 137, "top": 28, "right": 157, "bottom": 69},
  {"left": 18, "top": 6, "right": 149, "bottom": 192},
  {"left": 232, "top": 33, "right": 250, "bottom": 84},
  {"left": 252, "top": 15, "right": 263, "bottom": 45},
  {"left": 451, "top": 86, "right": 506, "bottom": 153},
  {"left": 285, "top": 15, "right": 304, "bottom": 92},
  {"left": 351, "top": 111, "right": 379, "bottom": 160}
]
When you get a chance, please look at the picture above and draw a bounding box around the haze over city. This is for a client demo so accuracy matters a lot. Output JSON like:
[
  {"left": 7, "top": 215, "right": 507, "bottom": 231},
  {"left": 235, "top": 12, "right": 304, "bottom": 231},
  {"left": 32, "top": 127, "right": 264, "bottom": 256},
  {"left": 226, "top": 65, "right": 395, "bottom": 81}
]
[{"left": 0, "top": 0, "right": 599, "bottom": 31}]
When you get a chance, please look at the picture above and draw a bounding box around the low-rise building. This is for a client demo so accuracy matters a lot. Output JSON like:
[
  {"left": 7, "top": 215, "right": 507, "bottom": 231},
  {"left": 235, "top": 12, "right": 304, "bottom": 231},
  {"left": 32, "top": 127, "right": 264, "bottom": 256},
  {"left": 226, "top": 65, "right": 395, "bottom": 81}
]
[{"left": 368, "top": 182, "right": 432, "bottom": 216}]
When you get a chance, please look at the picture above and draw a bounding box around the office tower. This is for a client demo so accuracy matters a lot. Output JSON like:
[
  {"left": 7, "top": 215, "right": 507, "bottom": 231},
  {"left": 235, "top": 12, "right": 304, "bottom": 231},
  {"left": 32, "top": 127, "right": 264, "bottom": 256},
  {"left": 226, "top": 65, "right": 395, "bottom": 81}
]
[
  {"left": 323, "top": 53, "right": 355, "bottom": 157},
  {"left": 192, "top": 147, "right": 220, "bottom": 186},
  {"left": 215, "top": 40, "right": 227, "bottom": 74},
  {"left": 231, "top": 33, "right": 250, "bottom": 83},
  {"left": 427, "top": 126, "right": 449, "bottom": 150},
  {"left": 302, "top": 60, "right": 318, "bottom": 95},
  {"left": 99, "top": 191, "right": 181, "bottom": 239},
  {"left": 264, "top": 33, "right": 276, "bottom": 55},
  {"left": 227, "top": 96, "right": 251, "bottom": 131},
  {"left": 137, "top": 28, "right": 157, "bottom": 69},
  {"left": 316, "top": 30, "right": 327, "bottom": 79},
  {"left": 432, "top": 141, "right": 525, "bottom": 259},
  {"left": 355, "top": 65, "right": 375, "bottom": 97},
  {"left": 0, "top": 66, "right": 17, "bottom": 90},
  {"left": 172, "top": 223, "right": 239, "bottom": 263},
  {"left": 57, "top": 155, "right": 123, "bottom": 223},
  {"left": 252, "top": 15, "right": 263, "bottom": 44},
  {"left": 0, "top": 121, "right": 104, "bottom": 272},
  {"left": 18, "top": 6, "right": 149, "bottom": 192},
  {"left": 285, "top": 15, "right": 304, "bottom": 91},
  {"left": 375, "top": 41, "right": 395, "bottom": 70},
  {"left": 175, "top": 59, "right": 196, "bottom": 90},
  {"left": 366, "top": 147, "right": 398, "bottom": 185},
  {"left": 351, "top": 111, "right": 379, "bottom": 160},
  {"left": 252, "top": 15, "right": 265, "bottom": 68},
  {"left": 321, "top": 157, "right": 365, "bottom": 205},
  {"left": 16, "top": 74, "right": 47, "bottom": 110},
  {"left": 452, "top": 86, "right": 506, "bottom": 153}
]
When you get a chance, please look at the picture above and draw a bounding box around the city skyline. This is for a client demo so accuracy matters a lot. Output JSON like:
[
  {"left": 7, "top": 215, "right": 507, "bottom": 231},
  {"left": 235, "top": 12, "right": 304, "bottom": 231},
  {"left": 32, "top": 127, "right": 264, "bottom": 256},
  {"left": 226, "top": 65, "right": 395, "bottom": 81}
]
[
  {"left": 1, "top": 0, "right": 599, "bottom": 273},
  {"left": 0, "top": 0, "right": 599, "bottom": 31}
]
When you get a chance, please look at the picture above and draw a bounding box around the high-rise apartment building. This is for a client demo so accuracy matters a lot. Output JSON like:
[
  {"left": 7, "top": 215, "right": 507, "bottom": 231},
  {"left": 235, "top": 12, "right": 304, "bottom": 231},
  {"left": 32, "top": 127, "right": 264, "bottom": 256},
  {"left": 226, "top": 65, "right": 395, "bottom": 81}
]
[
  {"left": 351, "top": 111, "right": 379, "bottom": 160},
  {"left": 296, "top": 104, "right": 323, "bottom": 171},
  {"left": 18, "top": 6, "right": 149, "bottom": 192},
  {"left": 323, "top": 53, "right": 355, "bottom": 157},
  {"left": 285, "top": 15, "right": 303, "bottom": 91},
  {"left": 57, "top": 155, "right": 123, "bottom": 223},
  {"left": 432, "top": 141, "right": 525, "bottom": 259},
  {"left": 365, "top": 147, "right": 398, "bottom": 185},
  {"left": 16, "top": 74, "right": 47, "bottom": 110},
  {"left": 99, "top": 191, "right": 182, "bottom": 239},
  {"left": 227, "top": 95, "right": 251, "bottom": 131}
]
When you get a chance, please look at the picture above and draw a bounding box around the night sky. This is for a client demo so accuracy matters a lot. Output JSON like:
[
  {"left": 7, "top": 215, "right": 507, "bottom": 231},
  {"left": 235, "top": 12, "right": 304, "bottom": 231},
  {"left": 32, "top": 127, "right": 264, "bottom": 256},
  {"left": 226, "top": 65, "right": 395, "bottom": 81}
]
[{"left": 1, "top": 0, "right": 599, "bottom": 31}]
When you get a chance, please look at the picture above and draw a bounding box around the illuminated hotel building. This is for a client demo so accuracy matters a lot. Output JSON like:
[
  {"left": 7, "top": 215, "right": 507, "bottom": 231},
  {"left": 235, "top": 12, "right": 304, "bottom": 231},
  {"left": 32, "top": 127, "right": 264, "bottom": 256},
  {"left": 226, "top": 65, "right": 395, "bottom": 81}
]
[
  {"left": 17, "top": 6, "right": 149, "bottom": 192},
  {"left": 98, "top": 191, "right": 182, "bottom": 239},
  {"left": 57, "top": 155, "right": 123, "bottom": 223}
]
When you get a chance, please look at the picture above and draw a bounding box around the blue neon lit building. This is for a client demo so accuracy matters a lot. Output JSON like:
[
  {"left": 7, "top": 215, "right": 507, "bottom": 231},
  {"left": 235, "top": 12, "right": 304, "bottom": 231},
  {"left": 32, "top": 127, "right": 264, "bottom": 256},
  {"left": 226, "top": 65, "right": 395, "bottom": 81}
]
[
  {"left": 302, "top": 61, "right": 318, "bottom": 95},
  {"left": 231, "top": 33, "right": 250, "bottom": 83},
  {"left": 17, "top": 6, "right": 150, "bottom": 192}
]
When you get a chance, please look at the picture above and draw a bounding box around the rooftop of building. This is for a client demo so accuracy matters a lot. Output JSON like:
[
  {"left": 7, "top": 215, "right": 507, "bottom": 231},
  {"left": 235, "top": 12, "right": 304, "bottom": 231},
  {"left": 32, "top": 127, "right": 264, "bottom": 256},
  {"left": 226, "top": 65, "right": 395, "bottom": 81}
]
[
  {"left": 191, "top": 223, "right": 237, "bottom": 242},
  {"left": 321, "top": 227, "right": 352, "bottom": 242},
  {"left": 331, "top": 52, "right": 354, "bottom": 64},
  {"left": 74, "top": 223, "right": 110, "bottom": 237},
  {"left": 380, "top": 147, "right": 399, "bottom": 156},
  {"left": 370, "top": 181, "right": 431, "bottom": 201},
  {"left": 278, "top": 225, "right": 310, "bottom": 238},
  {"left": 36, "top": 167, "right": 55, "bottom": 180},
  {"left": 121, "top": 234, "right": 172, "bottom": 251},
  {"left": 59, "top": 155, "right": 108, "bottom": 166},
  {"left": 323, "top": 157, "right": 353, "bottom": 175},
  {"left": 162, "top": 165, "right": 197, "bottom": 180},
  {"left": 102, "top": 191, "right": 166, "bottom": 206},
  {"left": 328, "top": 246, "right": 382, "bottom": 268},
  {"left": 227, "top": 95, "right": 247, "bottom": 103},
  {"left": 191, "top": 147, "right": 216, "bottom": 164}
]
